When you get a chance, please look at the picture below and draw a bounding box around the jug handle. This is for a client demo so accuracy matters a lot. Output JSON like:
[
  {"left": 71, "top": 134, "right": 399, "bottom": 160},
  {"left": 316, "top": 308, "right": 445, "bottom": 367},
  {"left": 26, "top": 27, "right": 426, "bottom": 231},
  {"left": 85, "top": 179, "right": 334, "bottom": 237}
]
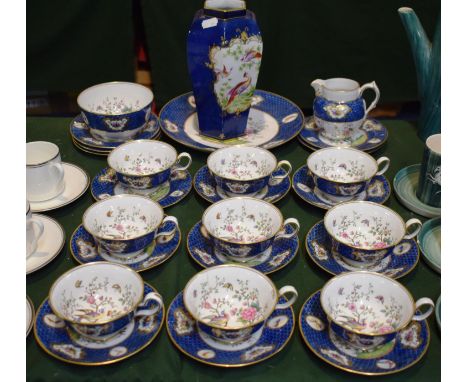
[{"left": 359, "top": 81, "right": 380, "bottom": 116}]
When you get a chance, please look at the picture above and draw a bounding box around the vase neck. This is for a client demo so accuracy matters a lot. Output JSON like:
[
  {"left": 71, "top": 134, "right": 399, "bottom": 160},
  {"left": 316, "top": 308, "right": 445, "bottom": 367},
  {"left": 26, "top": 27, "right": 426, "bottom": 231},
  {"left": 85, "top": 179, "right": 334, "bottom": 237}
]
[{"left": 204, "top": 0, "right": 247, "bottom": 18}]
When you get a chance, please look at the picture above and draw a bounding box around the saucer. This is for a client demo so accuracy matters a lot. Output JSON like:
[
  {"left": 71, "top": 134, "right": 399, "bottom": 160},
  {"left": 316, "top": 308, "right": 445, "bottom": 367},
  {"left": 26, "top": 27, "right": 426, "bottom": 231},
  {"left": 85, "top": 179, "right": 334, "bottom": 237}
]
[
  {"left": 393, "top": 164, "right": 441, "bottom": 218},
  {"left": 34, "top": 283, "right": 164, "bottom": 366},
  {"left": 166, "top": 291, "right": 294, "bottom": 367},
  {"left": 187, "top": 221, "right": 298, "bottom": 274},
  {"left": 70, "top": 221, "right": 181, "bottom": 272},
  {"left": 26, "top": 214, "right": 65, "bottom": 275},
  {"left": 292, "top": 165, "right": 390, "bottom": 210},
  {"left": 27, "top": 296, "right": 34, "bottom": 337},
  {"left": 70, "top": 112, "right": 161, "bottom": 149},
  {"left": 417, "top": 217, "right": 441, "bottom": 273},
  {"left": 91, "top": 167, "right": 192, "bottom": 208},
  {"left": 435, "top": 296, "right": 441, "bottom": 329},
  {"left": 299, "top": 290, "right": 430, "bottom": 376},
  {"left": 299, "top": 117, "right": 388, "bottom": 152},
  {"left": 29, "top": 163, "right": 89, "bottom": 212},
  {"left": 305, "top": 221, "right": 419, "bottom": 279},
  {"left": 159, "top": 90, "right": 304, "bottom": 152},
  {"left": 193, "top": 165, "right": 291, "bottom": 204}
]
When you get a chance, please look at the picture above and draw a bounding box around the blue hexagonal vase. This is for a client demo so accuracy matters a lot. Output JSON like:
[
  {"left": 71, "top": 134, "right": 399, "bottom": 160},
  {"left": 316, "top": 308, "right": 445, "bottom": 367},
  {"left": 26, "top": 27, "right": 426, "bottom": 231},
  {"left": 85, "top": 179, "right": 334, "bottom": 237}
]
[{"left": 187, "top": 0, "right": 263, "bottom": 140}]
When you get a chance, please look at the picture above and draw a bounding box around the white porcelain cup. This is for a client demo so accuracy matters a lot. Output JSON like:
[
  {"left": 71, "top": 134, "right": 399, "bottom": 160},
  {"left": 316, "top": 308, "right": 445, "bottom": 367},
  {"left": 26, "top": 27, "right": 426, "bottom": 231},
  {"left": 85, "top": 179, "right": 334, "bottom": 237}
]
[
  {"left": 26, "top": 201, "right": 44, "bottom": 258},
  {"left": 26, "top": 141, "right": 65, "bottom": 202}
]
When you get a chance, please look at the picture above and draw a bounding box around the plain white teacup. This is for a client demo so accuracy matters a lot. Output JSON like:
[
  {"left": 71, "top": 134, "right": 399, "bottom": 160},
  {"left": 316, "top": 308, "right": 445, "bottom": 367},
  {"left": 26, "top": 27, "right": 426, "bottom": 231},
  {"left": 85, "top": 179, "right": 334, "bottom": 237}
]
[
  {"left": 26, "top": 200, "right": 44, "bottom": 258},
  {"left": 26, "top": 141, "right": 65, "bottom": 202}
]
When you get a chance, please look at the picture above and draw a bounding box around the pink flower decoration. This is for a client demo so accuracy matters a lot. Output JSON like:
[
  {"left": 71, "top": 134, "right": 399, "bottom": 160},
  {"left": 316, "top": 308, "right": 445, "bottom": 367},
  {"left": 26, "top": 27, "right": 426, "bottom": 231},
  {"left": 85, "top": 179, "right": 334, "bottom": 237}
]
[
  {"left": 87, "top": 295, "right": 96, "bottom": 304},
  {"left": 341, "top": 232, "right": 349, "bottom": 238},
  {"left": 203, "top": 301, "right": 212, "bottom": 309},
  {"left": 379, "top": 325, "right": 393, "bottom": 334},
  {"left": 241, "top": 307, "right": 257, "bottom": 321},
  {"left": 116, "top": 224, "right": 124, "bottom": 232},
  {"left": 227, "top": 225, "right": 234, "bottom": 232},
  {"left": 373, "top": 242, "right": 387, "bottom": 249},
  {"left": 348, "top": 303, "right": 356, "bottom": 311}
]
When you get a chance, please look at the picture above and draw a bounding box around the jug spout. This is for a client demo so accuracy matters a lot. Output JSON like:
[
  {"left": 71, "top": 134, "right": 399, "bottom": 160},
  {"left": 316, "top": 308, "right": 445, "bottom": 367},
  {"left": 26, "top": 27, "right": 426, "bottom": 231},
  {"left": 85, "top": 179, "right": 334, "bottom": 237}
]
[
  {"left": 398, "top": 7, "right": 432, "bottom": 91},
  {"left": 311, "top": 79, "right": 325, "bottom": 95}
]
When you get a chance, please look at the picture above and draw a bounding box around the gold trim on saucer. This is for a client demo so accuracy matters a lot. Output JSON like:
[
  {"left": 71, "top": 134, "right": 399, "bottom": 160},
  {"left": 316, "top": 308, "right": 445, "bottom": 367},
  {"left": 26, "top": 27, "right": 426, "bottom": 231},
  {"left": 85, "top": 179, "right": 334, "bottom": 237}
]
[
  {"left": 292, "top": 166, "right": 390, "bottom": 210},
  {"left": 69, "top": 222, "right": 181, "bottom": 272},
  {"left": 27, "top": 295, "right": 35, "bottom": 337},
  {"left": 186, "top": 220, "right": 298, "bottom": 275},
  {"left": 298, "top": 127, "right": 388, "bottom": 154},
  {"left": 33, "top": 282, "right": 165, "bottom": 366},
  {"left": 304, "top": 220, "right": 420, "bottom": 280},
  {"left": 192, "top": 165, "right": 291, "bottom": 205},
  {"left": 90, "top": 168, "right": 192, "bottom": 209},
  {"left": 158, "top": 90, "right": 305, "bottom": 152},
  {"left": 165, "top": 293, "right": 295, "bottom": 367},
  {"left": 26, "top": 214, "right": 66, "bottom": 275},
  {"left": 29, "top": 163, "right": 90, "bottom": 213},
  {"left": 298, "top": 290, "right": 431, "bottom": 376}
]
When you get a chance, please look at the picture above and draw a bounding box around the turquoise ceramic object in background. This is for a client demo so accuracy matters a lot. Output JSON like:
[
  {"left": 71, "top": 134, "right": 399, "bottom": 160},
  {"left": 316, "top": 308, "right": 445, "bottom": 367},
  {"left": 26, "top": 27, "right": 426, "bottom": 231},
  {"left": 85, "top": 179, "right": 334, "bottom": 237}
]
[
  {"left": 393, "top": 164, "right": 441, "bottom": 218},
  {"left": 399, "top": 7, "right": 440, "bottom": 141},
  {"left": 435, "top": 296, "right": 441, "bottom": 329},
  {"left": 417, "top": 134, "right": 441, "bottom": 207},
  {"left": 417, "top": 217, "right": 441, "bottom": 273}
]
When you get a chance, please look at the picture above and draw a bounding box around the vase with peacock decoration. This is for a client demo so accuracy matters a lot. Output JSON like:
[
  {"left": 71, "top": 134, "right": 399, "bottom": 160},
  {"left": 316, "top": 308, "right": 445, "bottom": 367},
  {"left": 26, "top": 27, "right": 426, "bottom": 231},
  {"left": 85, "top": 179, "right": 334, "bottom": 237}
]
[{"left": 187, "top": 0, "right": 263, "bottom": 140}]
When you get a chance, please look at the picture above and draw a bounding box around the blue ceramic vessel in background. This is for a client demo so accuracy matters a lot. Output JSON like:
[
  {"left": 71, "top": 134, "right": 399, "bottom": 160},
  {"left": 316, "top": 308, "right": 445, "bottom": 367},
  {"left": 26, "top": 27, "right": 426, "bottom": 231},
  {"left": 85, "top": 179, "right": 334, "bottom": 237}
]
[{"left": 187, "top": 0, "right": 262, "bottom": 140}]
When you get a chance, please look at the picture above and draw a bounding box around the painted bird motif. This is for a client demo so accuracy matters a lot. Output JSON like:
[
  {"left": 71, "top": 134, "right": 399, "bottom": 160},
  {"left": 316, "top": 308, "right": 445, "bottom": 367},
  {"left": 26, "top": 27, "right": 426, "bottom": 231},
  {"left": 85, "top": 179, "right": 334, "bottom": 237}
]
[
  {"left": 214, "top": 65, "right": 232, "bottom": 80},
  {"left": 225, "top": 72, "right": 251, "bottom": 108},
  {"left": 241, "top": 50, "right": 262, "bottom": 62}
]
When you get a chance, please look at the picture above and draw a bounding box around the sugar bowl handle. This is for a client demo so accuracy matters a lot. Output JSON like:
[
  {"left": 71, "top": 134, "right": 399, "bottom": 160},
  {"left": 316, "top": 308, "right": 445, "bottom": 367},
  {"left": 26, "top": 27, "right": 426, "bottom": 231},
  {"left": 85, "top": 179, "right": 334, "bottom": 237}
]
[
  {"left": 403, "top": 218, "right": 422, "bottom": 239},
  {"left": 173, "top": 152, "right": 192, "bottom": 172},
  {"left": 154, "top": 216, "right": 179, "bottom": 239},
  {"left": 134, "top": 292, "right": 164, "bottom": 318},
  {"left": 360, "top": 81, "right": 380, "bottom": 116},
  {"left": 269, "top": 160, "right": 292, "bottom": 185},
  {"left": 275, "top": 286, "right": 298, "bottom": 309},
  {"left": 375, "top": 157, "right": 391, "bottom": 176},
  {"left": 275, "top": 218, "right": 300, "bottom": 240},
  {"left": 412, "top": 297, "right": 435, "bottom": 321}
]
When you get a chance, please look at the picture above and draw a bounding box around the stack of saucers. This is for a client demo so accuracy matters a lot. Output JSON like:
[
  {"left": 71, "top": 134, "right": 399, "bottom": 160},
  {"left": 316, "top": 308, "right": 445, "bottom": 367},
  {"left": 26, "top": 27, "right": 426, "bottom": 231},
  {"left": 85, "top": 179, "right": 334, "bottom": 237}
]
[{"left": 69, "top": 82, "right": 161, "bottom": 156}]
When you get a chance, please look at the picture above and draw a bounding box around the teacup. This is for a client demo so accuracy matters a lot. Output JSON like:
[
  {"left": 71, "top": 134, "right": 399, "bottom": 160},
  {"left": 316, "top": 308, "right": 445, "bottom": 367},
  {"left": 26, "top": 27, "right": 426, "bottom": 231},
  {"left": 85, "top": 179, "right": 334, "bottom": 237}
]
[
  {"left": 183, "top": 264, "right": 298, "bottom": 344},
  {"left": 49, "top": 262, "right": 163, "bottom": 340},
  {"left": 26, "top": 141, "right": 65, "bottom": 202},
  {"left": 324, "top": 201, "right": 422, "bottom": 268},
  {"left": 311, "top": 78, "right": 380, "bottom": 142},
  {"left": 207, "top": 146, "right": 292, "bottom": 196},
  {"left": 321, "top": 271, "right": 434, "bottom": 351},
  {"left": 82, "top": 195, "right": 178, "bottom": 258},
  {"left": 417, "top": 133, "right": 441, "bottom": 207},
  {"left": 307, "top": 147, "right": 390, "bottom": 202},
  {"left": 107, "top": 140, "right": 192, "bottom": 190},
  {"left": 77, "top": 81, "right": 154, "bottom": 142},
  {"left": 202, "top": 197, "right": 300, "bottom": 262},
  {"left": 26, "top": 200, "right": 44, "bottom": 258}
]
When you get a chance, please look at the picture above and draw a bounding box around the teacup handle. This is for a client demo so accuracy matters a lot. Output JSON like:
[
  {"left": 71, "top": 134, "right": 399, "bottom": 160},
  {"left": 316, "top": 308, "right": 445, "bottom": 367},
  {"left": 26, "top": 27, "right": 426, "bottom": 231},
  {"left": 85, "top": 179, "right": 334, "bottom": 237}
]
[
  {"left": 172, "top": 152, "right": 192, "bottom": 172},
  {"left": 51, "top": 163, "right": 65, "bottom": 183},
  {"left": 268, "top": 160, "right": 292, "bottom": 185},
  {"left": 275, "top": 286, "right": 298, "bottom": 309},
  {"left": 412, "top": 297, "right": 434, "bottom": 321},
  {"left": 154, "top": 216, "right": 179, "bottom": 239},
  {"left": 375, "top": 157, "right": 391, "bottom": 176},
  {"left": 275, "top": 218, "right": 300, "bottom": 240},
  {"left": 134, "top": 292, "right": 163, "bottom": 318},
  {"left": 27, "top": 218, "right": 44, "bottom": 240},
  {"left": 359, "top": 81, "right": 380, "bottom": 116},
  {"left": 403, "top": 218, "right": 422, "bottom": 239}
]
